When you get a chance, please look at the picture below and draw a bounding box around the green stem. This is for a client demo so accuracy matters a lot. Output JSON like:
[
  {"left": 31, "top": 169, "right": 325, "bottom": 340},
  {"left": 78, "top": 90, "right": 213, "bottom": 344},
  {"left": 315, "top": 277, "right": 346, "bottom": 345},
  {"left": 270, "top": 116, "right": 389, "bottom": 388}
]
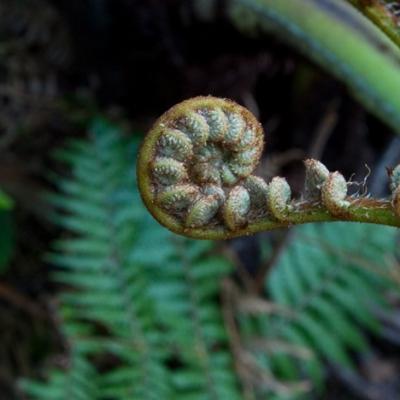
[
  {"left": 229, "top": 0, "right": 400, "bottom": 134},
  {"left": 185, "top": 198, "right": 400, "bottom": 240},
  {"left": 346, "top": 0, "right": 400, "bottom": 49}
]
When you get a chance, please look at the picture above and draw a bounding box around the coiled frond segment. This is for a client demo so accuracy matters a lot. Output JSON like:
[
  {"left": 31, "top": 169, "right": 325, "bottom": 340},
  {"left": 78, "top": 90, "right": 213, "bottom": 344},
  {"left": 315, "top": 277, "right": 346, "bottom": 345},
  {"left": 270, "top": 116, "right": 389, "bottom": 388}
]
[{"left": 137, "top": 96, "right": 400, "bottom": 240}]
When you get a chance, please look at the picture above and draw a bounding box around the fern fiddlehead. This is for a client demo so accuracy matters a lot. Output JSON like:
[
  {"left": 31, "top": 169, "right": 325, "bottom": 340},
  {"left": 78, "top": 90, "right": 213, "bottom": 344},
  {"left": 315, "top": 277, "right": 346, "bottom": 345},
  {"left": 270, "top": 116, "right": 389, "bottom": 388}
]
[{"left": 137, "top": 96, "right": 400, "bottom": 239}]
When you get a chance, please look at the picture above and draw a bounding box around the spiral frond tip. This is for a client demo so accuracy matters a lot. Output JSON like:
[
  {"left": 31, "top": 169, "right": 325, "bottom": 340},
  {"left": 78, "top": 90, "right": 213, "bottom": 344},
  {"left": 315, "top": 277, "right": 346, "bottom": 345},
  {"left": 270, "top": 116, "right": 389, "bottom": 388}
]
[{"left": 137, "top": 96, "right": 400, "bottom": 239}]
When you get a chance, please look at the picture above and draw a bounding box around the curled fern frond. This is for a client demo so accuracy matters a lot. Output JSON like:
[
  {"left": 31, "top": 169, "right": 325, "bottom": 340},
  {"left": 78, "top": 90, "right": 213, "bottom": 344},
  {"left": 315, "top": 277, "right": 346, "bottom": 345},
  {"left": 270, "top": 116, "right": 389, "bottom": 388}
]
[{"left": 137, "top": 96, "right": 400, "bottom": 240}]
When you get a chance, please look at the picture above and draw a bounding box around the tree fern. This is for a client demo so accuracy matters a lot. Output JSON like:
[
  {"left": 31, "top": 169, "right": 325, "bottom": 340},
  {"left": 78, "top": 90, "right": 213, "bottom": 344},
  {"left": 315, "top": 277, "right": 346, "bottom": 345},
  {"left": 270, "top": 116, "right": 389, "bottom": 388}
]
[{"left": 21, "top": 119, "right": 241, "bottom": 400}]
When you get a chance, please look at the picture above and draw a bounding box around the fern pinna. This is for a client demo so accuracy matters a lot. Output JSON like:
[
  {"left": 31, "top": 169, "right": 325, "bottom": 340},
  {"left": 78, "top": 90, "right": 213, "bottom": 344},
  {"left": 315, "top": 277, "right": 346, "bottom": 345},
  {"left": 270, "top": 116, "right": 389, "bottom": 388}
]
[
  {"left": 21, "top": 120, "right": 240, "bottom": 399},
  {"left": 21, "top": 119, "right": 399, "bottom": 400}
]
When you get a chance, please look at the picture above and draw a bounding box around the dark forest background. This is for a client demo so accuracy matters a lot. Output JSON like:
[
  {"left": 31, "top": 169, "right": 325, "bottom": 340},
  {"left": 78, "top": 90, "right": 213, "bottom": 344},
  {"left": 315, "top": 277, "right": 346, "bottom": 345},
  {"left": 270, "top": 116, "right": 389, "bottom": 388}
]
[{"left": 0, "top": 1, "right": 400, "bottom": 399}]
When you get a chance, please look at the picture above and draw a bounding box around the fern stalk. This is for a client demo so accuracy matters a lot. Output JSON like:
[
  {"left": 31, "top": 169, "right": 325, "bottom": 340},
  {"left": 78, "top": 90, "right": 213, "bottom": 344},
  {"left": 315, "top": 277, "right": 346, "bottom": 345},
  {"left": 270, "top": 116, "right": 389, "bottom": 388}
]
[{"left": 229, "top": 0, "right": 400, "bottom": 135}]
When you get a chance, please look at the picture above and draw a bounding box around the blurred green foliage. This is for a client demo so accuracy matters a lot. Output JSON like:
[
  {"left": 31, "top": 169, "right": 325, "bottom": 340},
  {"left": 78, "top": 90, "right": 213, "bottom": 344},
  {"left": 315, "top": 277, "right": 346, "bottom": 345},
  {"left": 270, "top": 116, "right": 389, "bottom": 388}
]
[
  {"left": 238, "top": 222, "right": 398, "bottom": 399},
  {"left": 20, "top": 119, "right": 400, "bottom": 400},
  {"left": 21, "top": 119, "right": 241, "bottom": 399},
  {"left": 0, "top": 189, "right": 14, "bottom": 272},
  {"left": 1, "top": 1, "right": 400, "bottom": 399},
  {"left": 0, "top": 189, "right": 13, "bottom": 210}
]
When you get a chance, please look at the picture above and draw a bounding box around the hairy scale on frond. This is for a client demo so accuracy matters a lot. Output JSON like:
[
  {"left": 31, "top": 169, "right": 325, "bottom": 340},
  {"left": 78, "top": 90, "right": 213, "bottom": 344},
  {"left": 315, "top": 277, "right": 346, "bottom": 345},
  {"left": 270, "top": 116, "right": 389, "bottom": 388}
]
[{"left": 137, "top": 96, "right": 400, "bottom": 239}]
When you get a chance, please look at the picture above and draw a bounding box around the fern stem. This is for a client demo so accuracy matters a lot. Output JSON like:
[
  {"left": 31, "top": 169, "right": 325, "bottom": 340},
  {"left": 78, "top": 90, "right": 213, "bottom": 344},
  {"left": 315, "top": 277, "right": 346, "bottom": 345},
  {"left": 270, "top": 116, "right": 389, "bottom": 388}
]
[
  {"left": 346, "top": 0, "right": 400, "bottom": 48},
  {"left": 229, "top": 0, "right": 400, "bottom": 134},
  {"left": 184, "top": 199, "right": 399, "bottom": 239},
  {"left": 178, "top": 240, "right": 220, "bottom": 400}
]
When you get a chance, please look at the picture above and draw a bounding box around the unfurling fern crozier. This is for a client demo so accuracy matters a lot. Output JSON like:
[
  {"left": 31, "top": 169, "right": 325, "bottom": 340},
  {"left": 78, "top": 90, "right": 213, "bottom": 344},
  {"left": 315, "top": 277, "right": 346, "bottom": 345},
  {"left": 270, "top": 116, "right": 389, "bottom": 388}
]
[
  {"left": 137, "top": 96, "right": 400, "bottom": 239},
  {"left": 137, "top": 97, "right": 267, "bottom": 237}
]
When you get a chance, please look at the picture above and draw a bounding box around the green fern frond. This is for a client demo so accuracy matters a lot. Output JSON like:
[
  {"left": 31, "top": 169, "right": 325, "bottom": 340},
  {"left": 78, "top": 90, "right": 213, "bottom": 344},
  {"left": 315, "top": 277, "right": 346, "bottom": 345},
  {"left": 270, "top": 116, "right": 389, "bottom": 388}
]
[
  {"left": 150, "top": 239, "right": 241, "bottom": 399},
  {"left": 20, "top": 351, "right": 99, "bottom": 400},
  {"left": 125, "top": 196, "right": 241, "bottom": 398},
  {"left": 24, "top": 116, "right": 399, "bottom": 400},
  {"left": 22, "top": 118, "right": 241, "bottom": 400},
  {"left": 237, "top": 222, "right": 398, "bottom": 398}
]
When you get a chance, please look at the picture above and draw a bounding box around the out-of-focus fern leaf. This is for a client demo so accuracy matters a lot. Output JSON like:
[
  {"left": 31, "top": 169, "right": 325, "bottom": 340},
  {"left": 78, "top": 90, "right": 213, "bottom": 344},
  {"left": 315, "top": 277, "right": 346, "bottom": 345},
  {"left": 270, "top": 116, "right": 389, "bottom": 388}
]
[
  {"left": 148, "top": 240, "right": 241, "bottom": 400},
  {"left": 23, "top": 115, "right": 399, "bottom": 400},
  {"left": 0, "top": 189, "right": 13, "bottom": 210},
  {"left": 125, "top": 182, "right": 241, "bottom": 398},
  {"left": 21, "top": 118, "right": 241, "bottom": 400},
  {"left": 238, "top": 222, "right": 398, "bottom": 399},
  {"left": 20, "top": 351, "right": 99, "bottom": 400}
]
